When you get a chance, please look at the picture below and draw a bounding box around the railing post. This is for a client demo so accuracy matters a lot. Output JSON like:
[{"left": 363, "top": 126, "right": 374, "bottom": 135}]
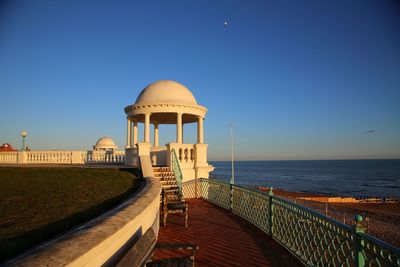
[
  {"left": 195, "top": 177, "right": 198, "bottom": 198},
  {"left": 268, "top": 187, "right": 274, "bottom": 236},
  {"left": 229, "top": 183, "right": 233, "bottom": 212},
  {"left": 353, "top": 214, "right": 366, "bottom": 267},
  {"left": 17, "top": 151, "right": 27, "bottom": 164}
]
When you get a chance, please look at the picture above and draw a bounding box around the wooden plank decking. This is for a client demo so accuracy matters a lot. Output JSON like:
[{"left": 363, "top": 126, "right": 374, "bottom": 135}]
[{"left": 153, "top": 199, "right": 303, "bottom": 266}]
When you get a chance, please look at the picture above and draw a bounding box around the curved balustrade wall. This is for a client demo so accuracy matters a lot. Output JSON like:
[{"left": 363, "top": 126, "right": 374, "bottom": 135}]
[
  {"left": 182, "top": 179, "right": 400, "bottom": 267},
  {"left": 9, "top": 176, "right": 161, "bottom": 266}
]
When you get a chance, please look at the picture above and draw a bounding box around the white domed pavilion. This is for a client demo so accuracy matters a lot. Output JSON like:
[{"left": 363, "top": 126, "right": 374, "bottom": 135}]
[
  {"left": 93, "top": 137, "right": 117, "bottom": 151},
  {"left": 124, "top": 80, "right": 214, "bottom": 181}
]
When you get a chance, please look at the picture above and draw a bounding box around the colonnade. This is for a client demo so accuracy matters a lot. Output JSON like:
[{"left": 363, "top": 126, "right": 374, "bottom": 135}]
[{"left": 126, "top": 113, "right": 204, "bottom": 148}]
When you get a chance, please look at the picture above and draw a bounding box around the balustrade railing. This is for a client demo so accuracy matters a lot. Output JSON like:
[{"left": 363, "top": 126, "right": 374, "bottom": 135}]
[
  {"left": 0, "top": 151, "right": 18, "bottom": 163},
  {"left": 0, "top": 150, "right": 125, "bottom": 165},
  {"left": 176, "top": 145, "right": 195, "bottom": 164},
  {"left": 27, "top": 151, "right": 72, "bottom": 163},
  {"left": 84, "top": 151, "right": 125, "bottom": 164},
  {"left": 167, "top": 144, "right": 195, "bottom": 166},
  {"left": 181, "top": 179, "right": 400, "bottom": 267},
  {"left": 150, "top": 146, "right": 167, "bottom": 166}
]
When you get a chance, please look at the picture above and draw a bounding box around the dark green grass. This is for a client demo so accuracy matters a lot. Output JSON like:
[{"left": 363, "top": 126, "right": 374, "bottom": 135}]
[{"left": 0, "top": 167, "right": 143, "bottom": 262}]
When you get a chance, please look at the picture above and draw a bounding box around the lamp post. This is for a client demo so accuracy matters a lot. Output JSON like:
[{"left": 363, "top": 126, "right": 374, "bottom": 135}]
[{"left": 21, "top": 131, "right": 27, "bottom": 151}]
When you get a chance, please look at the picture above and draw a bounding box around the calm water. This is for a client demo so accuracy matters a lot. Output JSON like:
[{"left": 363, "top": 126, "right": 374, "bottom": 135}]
[{"left": 210, "top": 160, "right": 400, "bottom": 197}]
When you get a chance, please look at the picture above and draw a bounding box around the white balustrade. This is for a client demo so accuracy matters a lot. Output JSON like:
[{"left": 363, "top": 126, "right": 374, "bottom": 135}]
[
  {"left": 175, "top": 144, "right": 195, "bottom": 164},
  {"left": 83, "top": 151, "right": 126, "bottom": 165},
  {"left": 0, "top": 150, "right": 126, "bottom": 165},
  {"left": 26, "top": 151, "right": 73, "bottom": 164},
  {"left": 0, "top": 152, "right": 18, "bottom": 163},
  {"left": 166, "top": 143, "right": 196, "bottom": 170},
  {"left": 150, "top": 146, "right": 167, "bottom": 166}
]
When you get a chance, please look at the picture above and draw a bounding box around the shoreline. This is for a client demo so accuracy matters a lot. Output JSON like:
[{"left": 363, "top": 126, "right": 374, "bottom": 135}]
[{"left": 257, "top": 186, "right": 400, "bottom": 203}]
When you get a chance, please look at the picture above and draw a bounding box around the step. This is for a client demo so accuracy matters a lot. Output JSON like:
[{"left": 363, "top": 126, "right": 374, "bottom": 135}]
[
  {"left": 154, "top": 173, "right": 175, "bottom": 177},
  {"left": 154, "top": 175, "right": 175, "bottom": 178},
  {"left": 161, "top": 183, "right": 177, "bottom": 188},
  {"left": 162, "top": 190, "right": 180, "bottom": 196},
  {"left": 159, "top": 177, "right": 176, "bottom": 180},
  {"left": 154, "top": 174, "right": 175, "bottom": 178},
  {"left": 160, "top": 177, "right": 176, "bottom": 181},
  {"left": 160, "top": 180, "right": 176, "bottom": 185},
  {"left": 157, "top": 178, "right": 176, "bottom": 181},
  {"left": 153, "top": 167, "right": 171, "bottom": 171},
  {"left": 154, "top": 172, "right": 175, "bottom": 176},
  {"left": 164, "top": 193, "right": 181, "bottom": 199}
]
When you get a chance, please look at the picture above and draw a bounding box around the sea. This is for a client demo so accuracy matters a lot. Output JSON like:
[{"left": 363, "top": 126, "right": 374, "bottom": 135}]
[{"left": 209, "top": 159, "right": 400, "bottom": 197}]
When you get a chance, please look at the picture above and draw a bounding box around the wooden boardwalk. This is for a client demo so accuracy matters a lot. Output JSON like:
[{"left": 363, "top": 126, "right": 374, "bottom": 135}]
[{"left": 153, "top": 199, "right": 303, "bottom": 267}]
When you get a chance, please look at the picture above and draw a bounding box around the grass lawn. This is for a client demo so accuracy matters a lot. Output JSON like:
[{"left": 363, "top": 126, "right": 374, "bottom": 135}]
[{"left": 0, "top": 167, "right": 143, "bottom": 263}]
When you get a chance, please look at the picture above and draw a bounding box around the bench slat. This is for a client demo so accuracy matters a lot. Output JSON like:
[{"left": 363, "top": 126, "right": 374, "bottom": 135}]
[
  {"left": 147, "top": 257, "right": 192, "bottom": 267},
  {"left": 117, "top": 227, "right": 156, "bottom": 267}
]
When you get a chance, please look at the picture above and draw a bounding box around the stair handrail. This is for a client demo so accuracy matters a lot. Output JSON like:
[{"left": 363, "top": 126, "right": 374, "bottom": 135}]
[{"left": 171, "top": 148, "right": 183, "bottom": 196}]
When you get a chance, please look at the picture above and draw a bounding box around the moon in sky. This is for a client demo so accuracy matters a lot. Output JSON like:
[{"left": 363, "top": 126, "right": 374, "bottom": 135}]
[{"left": 224, "top": 21, "right": 228, "bottom": 27}]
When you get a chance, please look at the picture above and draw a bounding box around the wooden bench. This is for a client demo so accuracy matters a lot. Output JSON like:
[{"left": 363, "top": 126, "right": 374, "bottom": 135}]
[
  {"left": 117, "top": 227, "right": 198, "bottom": 267},
  {"left": 161, "top": 188, "right": 188, "bottom": 227}
]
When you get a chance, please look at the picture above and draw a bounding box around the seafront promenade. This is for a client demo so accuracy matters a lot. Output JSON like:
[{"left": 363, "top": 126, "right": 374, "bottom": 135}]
[
  {"left": 1, "top": 80, "right": 399, "bottom": 266},
  {"left": 1, "top": 163, "right": 399, "bottom": 266},
  {"left": 154, "top": 199, "right": 302, "bottom": 266}
]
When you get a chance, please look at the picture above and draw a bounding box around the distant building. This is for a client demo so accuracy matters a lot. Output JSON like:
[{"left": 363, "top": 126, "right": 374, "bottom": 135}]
[
  {"left": 93, "top": 137, "right": 117, "bottom": 152},
  {"left": 0, "top": 143, "right": 17, "bottom": 152}
]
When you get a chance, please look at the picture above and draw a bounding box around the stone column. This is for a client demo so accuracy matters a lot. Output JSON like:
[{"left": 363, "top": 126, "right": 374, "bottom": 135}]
[
  {"left": 154, "top": 122, "right": 159, "bottom": 147},
  {"left": 176, "top": 113, "right": 182, "bottom": 144},
  {"left": 197, "top": 116, "right": 204, "bottom": 144},
  {"left": 144, "top": 113, "right": 150, "bottom": 143},
  {"left": 133, "top": 121, "right": 138, "bottom": 146},
  {"left": 126, "top": 118, "right": 131, "bottom": 148}
]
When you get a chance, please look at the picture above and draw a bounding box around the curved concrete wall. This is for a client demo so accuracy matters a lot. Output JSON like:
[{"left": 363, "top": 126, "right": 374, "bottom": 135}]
[{"left": 10, "top": 175, "right": 161, "bottom": 266}]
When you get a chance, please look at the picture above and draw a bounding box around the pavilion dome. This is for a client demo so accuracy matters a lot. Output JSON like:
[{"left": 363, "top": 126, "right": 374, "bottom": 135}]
[
  {"left": 93, "top": 136, "right": 117, "bottom": 151},
  {"left": 95, "top": 137, "right": 116, "bottom": 147},
  {"left": 134, "top": 80, "right": 197, "bottom": 105}
]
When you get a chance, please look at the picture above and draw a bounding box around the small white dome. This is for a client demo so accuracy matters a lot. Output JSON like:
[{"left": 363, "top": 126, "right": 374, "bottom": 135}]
[
  {"left": 94, "top": 137, "right": 117, "bottom": 151},
  {"left": 95, "top": 137, "right": 116, "bottom": 147},
  {"left": 135, "top": 80, "right": 197, "bottom": 105}
]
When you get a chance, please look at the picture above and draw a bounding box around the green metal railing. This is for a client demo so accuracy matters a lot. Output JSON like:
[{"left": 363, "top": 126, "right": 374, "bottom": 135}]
[
  {"left": 182, "top": 178, "right": 400, "bottom": 267},
  {"left": 170, "top": 149, "right": 183, "bottom": 196}
]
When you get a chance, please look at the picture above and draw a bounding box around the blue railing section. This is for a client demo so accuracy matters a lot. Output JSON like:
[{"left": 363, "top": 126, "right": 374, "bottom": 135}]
[{"left": 181, "top": 178, "right": 400, "bottom": 267}]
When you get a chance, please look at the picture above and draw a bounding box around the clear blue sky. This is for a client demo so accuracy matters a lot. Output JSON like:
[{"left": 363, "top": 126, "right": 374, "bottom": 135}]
[{"left": 1, "top": 0, "right": 399, "bottom": 160}]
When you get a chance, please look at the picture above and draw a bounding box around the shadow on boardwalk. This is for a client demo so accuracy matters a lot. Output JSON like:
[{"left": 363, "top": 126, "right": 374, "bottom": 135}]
[{"left": 153, "top": 199, "right": 303, "bottom": 267}]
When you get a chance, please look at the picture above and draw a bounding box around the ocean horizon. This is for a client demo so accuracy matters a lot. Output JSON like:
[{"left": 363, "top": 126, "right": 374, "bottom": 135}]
[{"left": 209, "top": 159, "right": 400, "bottom": 197}]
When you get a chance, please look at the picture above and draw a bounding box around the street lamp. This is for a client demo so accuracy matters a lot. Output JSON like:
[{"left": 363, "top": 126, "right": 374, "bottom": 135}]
[{"left": 21, "top": 131, "right": 27, "bottom": 151}]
